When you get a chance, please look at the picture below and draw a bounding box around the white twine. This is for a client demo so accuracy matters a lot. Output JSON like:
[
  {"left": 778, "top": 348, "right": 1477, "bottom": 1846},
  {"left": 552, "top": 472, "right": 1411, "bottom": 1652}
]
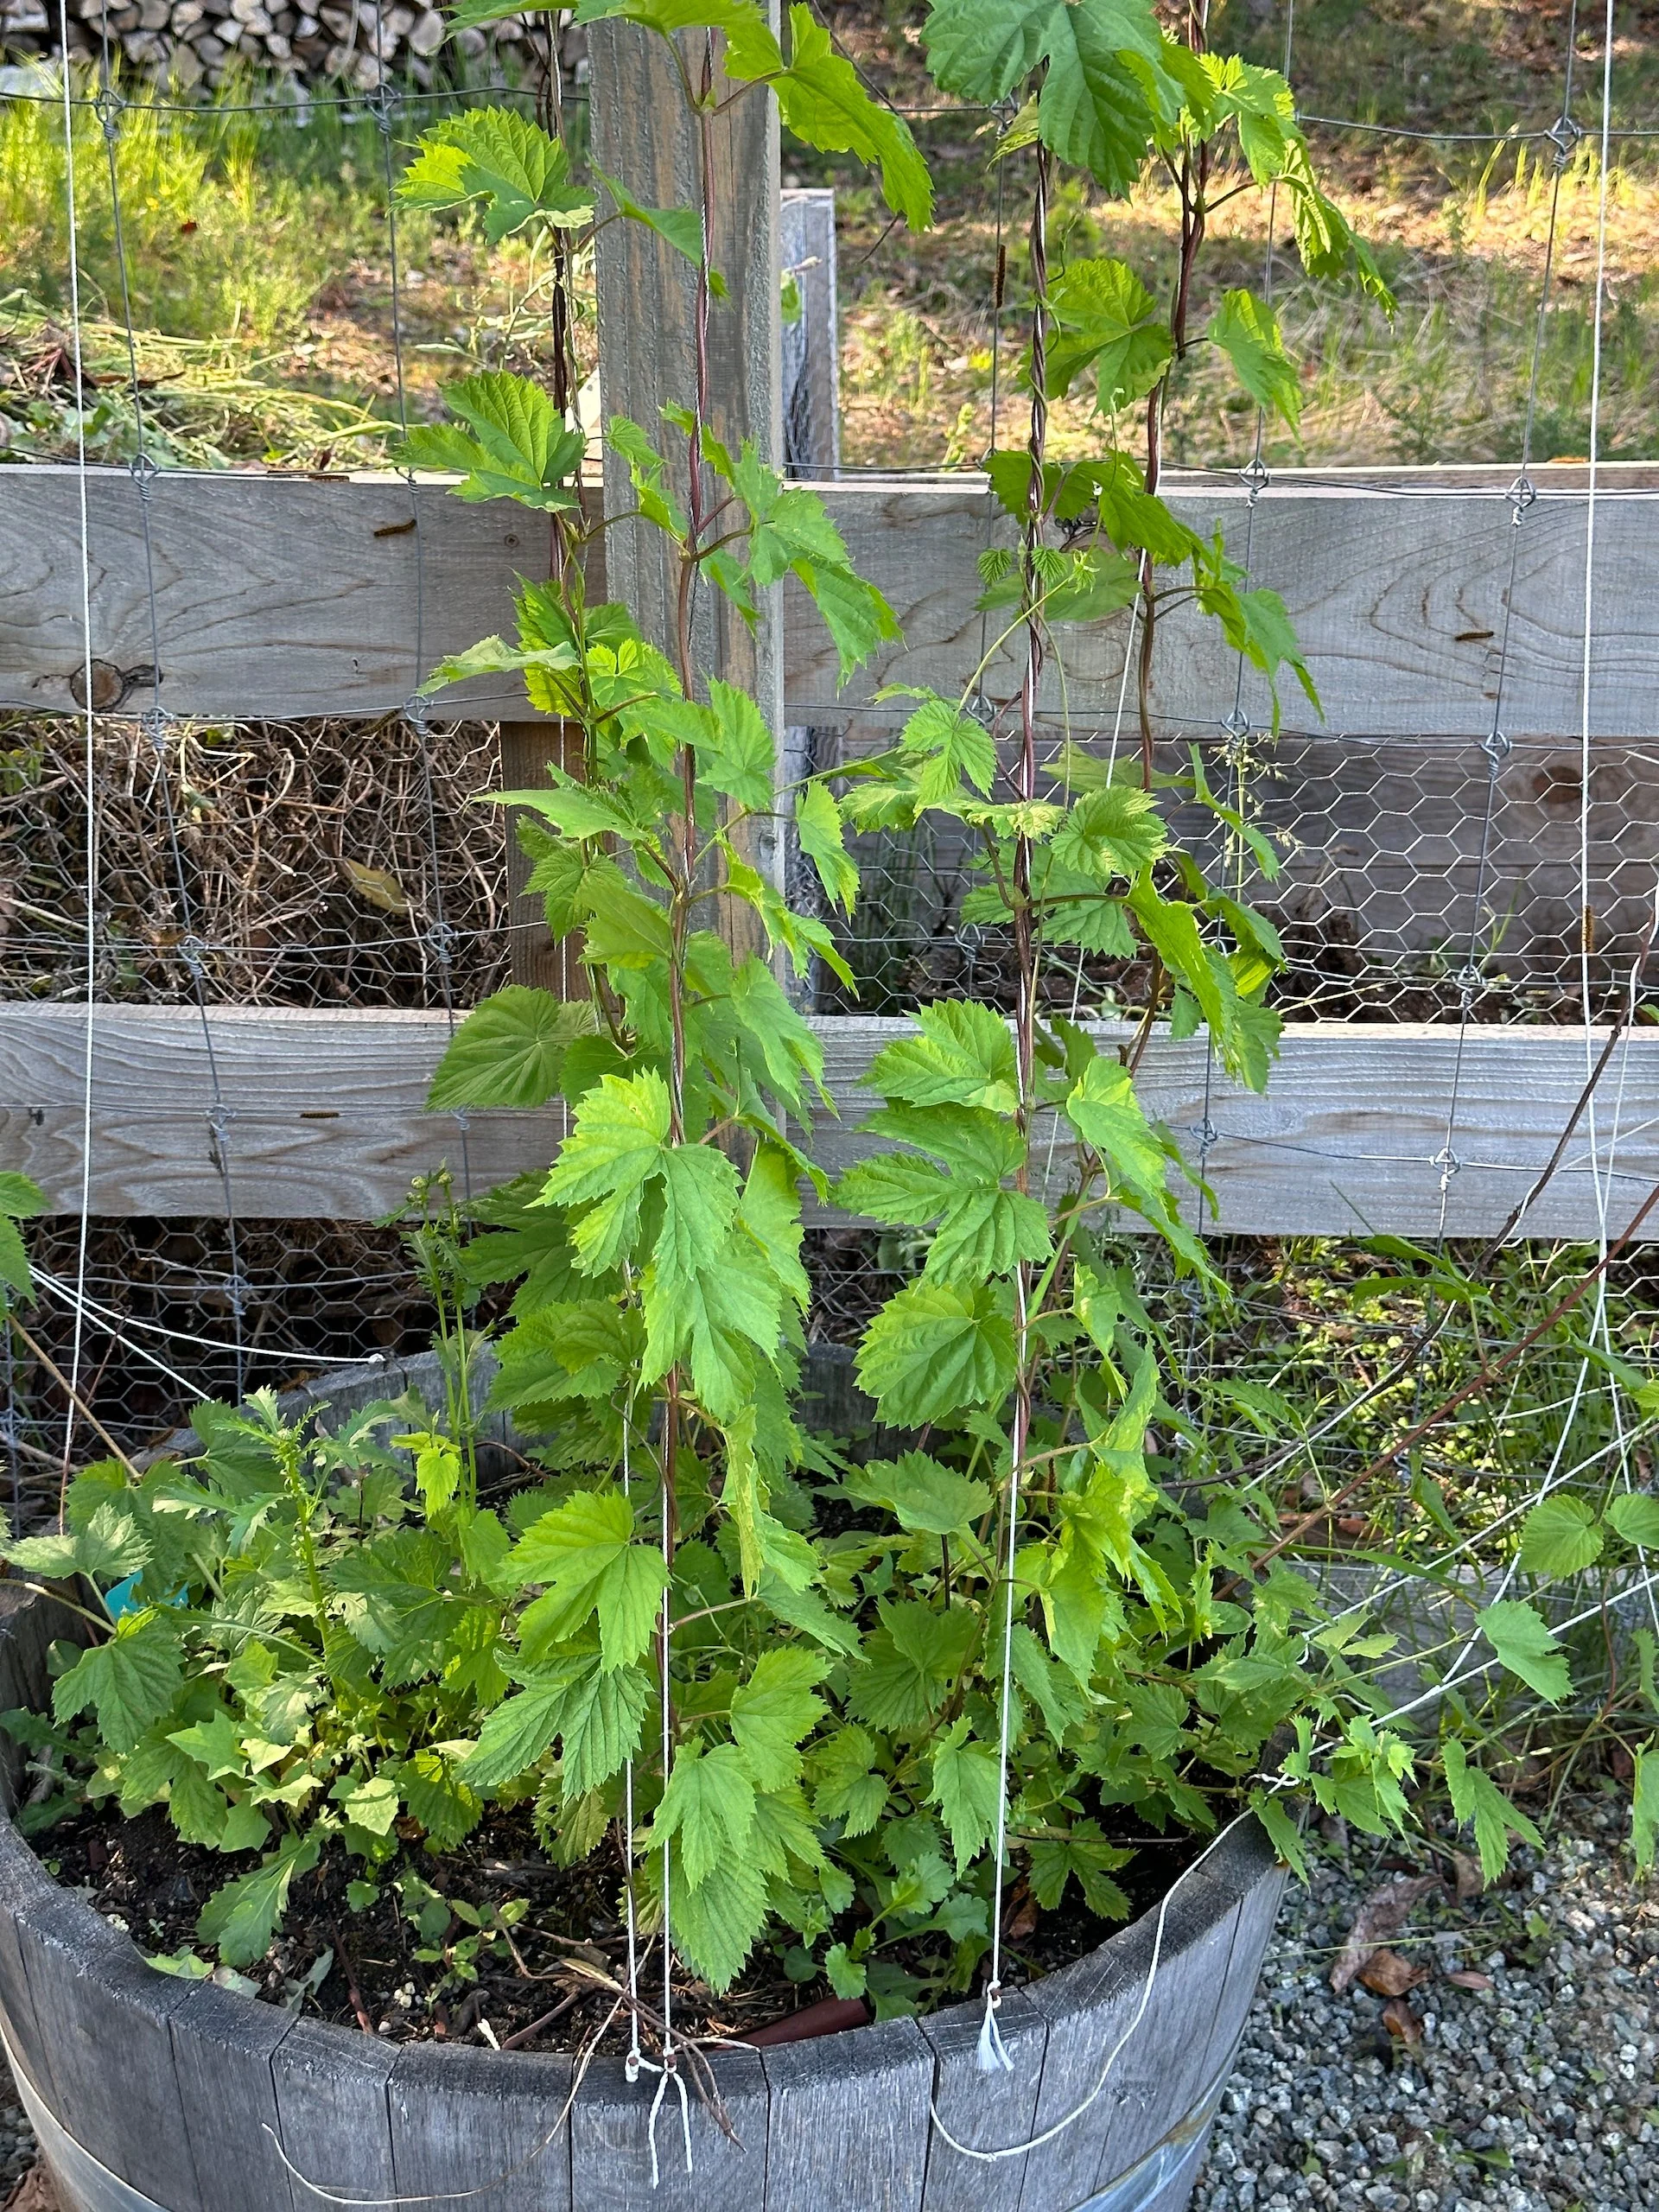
[
  {"left": 978, "top": 1259, "right": 1026, "bottom": 2074},
  {"left": 632, "top": 2051, "right": 695, "bottom": 2187},
  {"left": 254, "top": 2007, "right": 616, "bottom": 2207},
  {"left": 55, "top": 13, "right": 98, "bottom": 1488},
  {"left": 934, "top": 1810, "right": 1259, "bottom": 2157},
  {"left": 617, "top": 1341, "right": 645, "bottom": 2082}
]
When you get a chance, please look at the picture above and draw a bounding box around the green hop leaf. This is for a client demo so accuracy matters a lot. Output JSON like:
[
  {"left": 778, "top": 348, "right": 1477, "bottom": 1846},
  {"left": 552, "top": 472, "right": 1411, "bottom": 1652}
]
[
  {"left": 1517, "top": 1494, "right": 1604, "bottom": 1581},
  {"left": 1478, "top": 1599, "right": 1571, "bottom": 1706},
  {"left": 855, "top": 1281, "right": 1016, "bottom": 1425}
]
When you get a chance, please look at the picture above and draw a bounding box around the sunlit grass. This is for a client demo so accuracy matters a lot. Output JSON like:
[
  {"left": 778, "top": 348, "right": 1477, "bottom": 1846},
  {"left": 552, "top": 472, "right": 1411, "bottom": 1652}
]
[{"left": 0, "top": 68, "right": 595, "bottom": 467}]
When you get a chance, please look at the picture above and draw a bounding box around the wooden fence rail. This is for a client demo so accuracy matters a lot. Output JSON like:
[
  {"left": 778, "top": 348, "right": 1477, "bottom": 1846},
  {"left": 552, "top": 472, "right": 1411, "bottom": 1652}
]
[
  {"left": 3, "top": 464, "right": 1657, "bottom": 735},
  {"left": 3, "top": 1006, "right": 1655, "bottom": 1239}
]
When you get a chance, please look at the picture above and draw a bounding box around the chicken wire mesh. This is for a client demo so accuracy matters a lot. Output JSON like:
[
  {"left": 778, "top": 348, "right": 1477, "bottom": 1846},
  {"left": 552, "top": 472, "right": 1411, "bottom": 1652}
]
[
  {"left": 7, "top": 1215, "right": 445, "bottom": 1518},
  {"left": 814, "top": 726, "right": 1657, "bottom": 1027},
  {"left": 0, "top": 713, "right": 509, "bottom": 1007},
  {"left": 1, "top": 710, "right": 515, "bottom": 1506}
]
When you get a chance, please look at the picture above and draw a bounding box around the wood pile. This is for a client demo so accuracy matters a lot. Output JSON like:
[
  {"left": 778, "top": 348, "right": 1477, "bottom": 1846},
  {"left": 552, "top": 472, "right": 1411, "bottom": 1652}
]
[{"left": 0, "top": 0, "right": 576, "bottom": 93}]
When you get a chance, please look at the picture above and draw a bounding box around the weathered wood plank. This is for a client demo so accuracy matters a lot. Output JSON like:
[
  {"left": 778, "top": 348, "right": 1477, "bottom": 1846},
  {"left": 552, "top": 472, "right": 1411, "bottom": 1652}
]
[
  {"left": 789, "top": 468, "right": 1659, "bottom": 741},
  {"left": 780, "top": 190, "right": 841, "bottom": 478},
  {"left": 4, "top": 1004, "right": 1658, "bottom": 1236},
  {"left": 389, "top": 2040, "right": 575, "bottom": 2212},
  {"left": 270, "top": 2018, "right": 398, "bottom": 2208},
  {"left": 500, "top": 720, "right": 584, "bottom": 993},
  {"left": 569, "top": 2048, "right": 769, "bottom": 2211},
  {"left": 14, "top": 1890, "right": 203, "bottom": 2211},
  {"left": 919, "top": 1986, "right": 1046, "bottom": 2212},
  {"left": 0, "top": 468, "right": 605, "bottom": 723},
  {"left": 1083, "top": 1873, "right": 1239, "bottom": 2197},
  {"left": 4, "top": 465, "right": 1657, "bottom": 734},
  {"left": 1200, "top": 1854, "right": 1285, "bottom": 2095},
  {"left": 1015, "top": 1873, "right": 1231, "bottom": 2212},
  {"left": 761, "top": 2014, "right": 932, "bottom": 2212},
  {"left": 0, "top": 1821, "right": 64, "bottom": 2103},
  {"left": 169, "top": 1977, "right": 300, "bottom": 2212}
]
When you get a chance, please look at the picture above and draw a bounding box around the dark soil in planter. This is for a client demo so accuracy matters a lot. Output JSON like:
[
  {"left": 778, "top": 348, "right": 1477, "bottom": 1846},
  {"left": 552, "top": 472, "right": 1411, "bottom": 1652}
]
[{"left": 34, "top": 1796, "right": 1213, "bottom": 2058}]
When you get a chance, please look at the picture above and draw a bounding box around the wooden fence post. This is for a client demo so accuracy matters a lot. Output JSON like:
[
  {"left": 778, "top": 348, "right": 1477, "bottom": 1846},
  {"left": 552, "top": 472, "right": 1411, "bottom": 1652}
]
[
  {"left": 586, "top": 5, "right": 785, "bottom": 943},
  {"left": 500, "top": 720, "right": 583, "bottom": 993},
  {"left": 779, "top": 188, "right": 840, "bottom": 480}
]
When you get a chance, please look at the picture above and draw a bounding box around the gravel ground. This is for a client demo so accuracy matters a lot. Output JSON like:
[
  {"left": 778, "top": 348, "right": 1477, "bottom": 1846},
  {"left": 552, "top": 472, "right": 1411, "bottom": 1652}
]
[
  {"left": 0, "top": 1793, "right": 1653, "bottom": 2211},
  {"left": 0, "top": 2074, "right": 36, "bottom": 2202},
  {"left": 1194, "top": 1792, "right": 1658, "bottom": 2212}
]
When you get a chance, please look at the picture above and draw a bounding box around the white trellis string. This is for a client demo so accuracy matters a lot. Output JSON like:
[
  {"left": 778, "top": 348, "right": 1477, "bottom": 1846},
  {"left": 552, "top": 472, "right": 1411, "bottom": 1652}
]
[
  {"left": 978, "top": 1249, "right": 1027, "bottom": 2075},
  {"left": 54, "top": 8, "right": 98, "bottom": 1492},
  {"left": 1570, "top": 1, "right": 1659, "bottom": 1644},
  {"left": 616, "top": 1339, "right": 645, "bottom": 2087},
  {"left": 935, "top": 1808, "right": 1259, "bottom": 2157},
  {"left": 251, "top": 1999, "right": 622, "bottom": 2205}
]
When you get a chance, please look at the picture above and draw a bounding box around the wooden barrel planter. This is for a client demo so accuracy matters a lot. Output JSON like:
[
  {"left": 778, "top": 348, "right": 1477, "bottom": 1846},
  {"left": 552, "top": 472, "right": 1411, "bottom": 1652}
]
[{"left": 0, "top": 1355, "right": 1287, "bottom": 2212}]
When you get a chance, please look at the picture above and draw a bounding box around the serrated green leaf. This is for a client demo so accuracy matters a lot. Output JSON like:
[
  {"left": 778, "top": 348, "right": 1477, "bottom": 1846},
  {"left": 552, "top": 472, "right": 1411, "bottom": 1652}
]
[
  {"left": 811, "top": 1725, "right": 888, "bottom": 1836},
  {"left": 0, "top": 1217, "right": 30, "bottom": 1301},
  {"left": 399, "top": 372, "right": 585, "bottom": 512},
  {"left": 1026, "top": 1816, "right": 1134, "bottom": 1916},
  {"left": 666, "top": 1847, "right": 771, "bottom": 1993},
  {"left": 1608, "top": 1492, "right": 1659, "bottom": 1549},
  {"left": 654, "top": 1739, "right": 755, "bottom": 1885},
  {"left": 560, "top": 1660, "right": 652, "bottom": 1796},
  {"left": 512, "top": 1490, "right": 668, "bottom": 1670},
  {"left": 541, "top": 1070, "right": 672, "bottom": 1273},
  {"left": 794, "top": 555, "right": 904, "bottom": 685},
  {"left": 1634, "top": 1740, "right": 1659, "bottom": 1875},
  {"left": 1478, "top": 1599, "right": 1571, "bottom": 1706},
  {"left": 168, "top": 1710, "right": 247, "bottom": 1783},
  {"left": 855, "top": 1280, "right": 1016, "bottom": 1425},
  {"left": 197, "top": 1829, "right": 321, "bottom": 1968},
  {"left": 1065, "top": 1057, "right": 1169, "bottom": 1211},
  {"left": 731, "top": 959, "right": 827, "bottom": 1116},
  {"left": 0, "top": 1173, "right": 46, "bottom": 1219},
  {"left": 846, "top": 1600, "right": 978, "bottom": 1732},
  {"left": 427, "top": 988, "right": 590, "bottom": 1111},
  {"left": 730, "top": 1648, "right": 827, "bottom": 1791},
  {"left": 824, "top": 1942, "right": 867, "bottom": 1998},
  {"left": 575, "top": 0, "right": 783, "bottom": 76},
  {"left": 1517, "top": 1494, "right": 1604, "bottom": 1581},
  {"left": 794, "top": 781, "right": 858, "bottom": 914},
  {"left": 1248, "top": 1789, "right": 1308, "bottom": 1880},
  {"left": 700, "top": 678, "right": 775, "bottom": 810},
  {"left": 752, "top": 7, "right": 931, "bottom": 232},
  {"left": 397, "top": 108, "right": 593, "bottom": 241},
  {"left": 54, "top": 1612, "right": 181, "bottom": 1753},
  {"left": 340, "top": 1773, "right": 400, "bottom": 1837},
  {"left": 927, "top": 1718, "right": 1002, "bottom": 1873},
  {"left": 396, "top": 1748, "right": 484, "bottom": 1850},
  {"left": 1045, "top": 257, "right": 1172, "bottom": 410},
  {"left": 1049, "top": 785, "right": 1167, "bottom": 880},
  {"left": 655, "top": 1144, "right": 743, "bottom": 1300},
  {"left": 1442, "top": 1738, "right": 1543, "bottom": 1888},
  {"left": 895, "top": 693, "right": 995, "bottom": 803},
  {"left": 849, "top": 1451, "right": 995, "bottom": 1539},
  {"left": 835, "top": 1152, "right": 954, "bottom": 1229},
  {"left": 925, "top": 0, "right": 1169, "bottom": 194},
  {"left": 457, "top": 1669, "right": 573, "bottom": 1788},
  {"left": 1209, "top": 289, "right": 1300, "bottom": 429},
  {"left": 866, "top": 1000, "right": 1019, "bottom": 1114}
]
